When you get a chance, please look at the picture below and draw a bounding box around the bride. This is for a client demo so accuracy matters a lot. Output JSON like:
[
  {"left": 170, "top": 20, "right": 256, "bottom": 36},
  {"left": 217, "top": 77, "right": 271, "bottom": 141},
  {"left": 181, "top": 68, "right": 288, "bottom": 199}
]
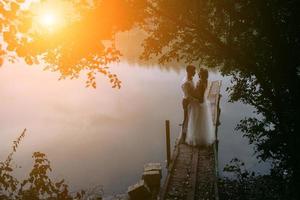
[{"left": 185, "top": 68, "right": 215, "bottom": 146}]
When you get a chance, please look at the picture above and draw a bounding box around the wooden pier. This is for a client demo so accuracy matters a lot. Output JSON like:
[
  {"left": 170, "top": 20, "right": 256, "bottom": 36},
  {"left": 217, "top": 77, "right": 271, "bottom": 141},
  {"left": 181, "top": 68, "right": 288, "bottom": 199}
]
[{"left": 160, "top": 80, "right": 222, "bottom": 200}]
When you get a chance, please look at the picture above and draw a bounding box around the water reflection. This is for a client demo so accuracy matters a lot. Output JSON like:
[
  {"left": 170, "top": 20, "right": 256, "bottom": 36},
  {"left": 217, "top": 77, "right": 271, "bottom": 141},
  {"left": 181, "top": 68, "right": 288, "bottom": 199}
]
[{"left": 0, "top": 62, "right": 268, "bottom": 195}]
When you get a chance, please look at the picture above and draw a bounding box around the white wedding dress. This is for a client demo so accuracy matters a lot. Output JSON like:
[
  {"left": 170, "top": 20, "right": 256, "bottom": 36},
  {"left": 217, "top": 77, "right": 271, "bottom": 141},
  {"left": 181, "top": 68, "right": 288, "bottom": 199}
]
[{"left": 184, "top": 81, "right": 215, "bottom": 146}]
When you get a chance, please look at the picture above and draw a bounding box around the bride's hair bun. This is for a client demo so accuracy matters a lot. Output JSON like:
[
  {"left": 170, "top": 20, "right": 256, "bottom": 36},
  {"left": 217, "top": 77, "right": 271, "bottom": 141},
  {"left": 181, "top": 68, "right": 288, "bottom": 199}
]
[
  {"left": 199, "top": 68, "right": 208, "bottom": 79},
  {"left": 186, "top": 65, "right": 196, "bottom": 72}
]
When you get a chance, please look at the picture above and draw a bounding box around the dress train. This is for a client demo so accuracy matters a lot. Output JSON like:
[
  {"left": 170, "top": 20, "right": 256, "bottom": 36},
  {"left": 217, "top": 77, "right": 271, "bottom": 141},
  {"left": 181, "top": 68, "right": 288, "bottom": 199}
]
[{"left": 185, "top": 84, "right": 215, "bottom": 146}]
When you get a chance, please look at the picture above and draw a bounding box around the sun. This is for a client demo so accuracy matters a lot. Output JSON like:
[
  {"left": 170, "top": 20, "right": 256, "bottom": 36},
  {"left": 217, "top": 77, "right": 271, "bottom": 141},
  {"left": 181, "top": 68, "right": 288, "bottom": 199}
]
[
  {"left": 34, "top": 10, "right": 62, "bottom": 31},
  {"left": 30, "top": 0, "right": 76, "bottom": 32},
  {"left": 28, "top": 0, "right": 80, "bottom": 35},
  {"left": 39, "top": 13, "right": 57, "bottom": 27}
]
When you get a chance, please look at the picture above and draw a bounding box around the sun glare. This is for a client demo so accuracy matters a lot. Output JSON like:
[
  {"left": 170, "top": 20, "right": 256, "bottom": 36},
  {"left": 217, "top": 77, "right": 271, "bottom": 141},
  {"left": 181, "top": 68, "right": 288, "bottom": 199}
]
[
  {"left": 30, "top": 0, "right": 76, "bottom": 32},
  {"left": 39, "top": 13, "right": 57, "bottom": 27}
]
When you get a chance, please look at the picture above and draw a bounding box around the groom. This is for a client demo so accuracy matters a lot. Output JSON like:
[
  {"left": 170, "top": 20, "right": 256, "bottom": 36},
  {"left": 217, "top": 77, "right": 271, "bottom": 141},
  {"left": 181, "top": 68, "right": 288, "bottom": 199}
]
[{"left": 181, "top": 65, "right": 196, "bottom": 142}]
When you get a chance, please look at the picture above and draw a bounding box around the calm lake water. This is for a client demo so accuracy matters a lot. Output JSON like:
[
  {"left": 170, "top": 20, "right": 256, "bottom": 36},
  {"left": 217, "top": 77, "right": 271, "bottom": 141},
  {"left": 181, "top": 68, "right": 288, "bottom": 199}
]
[{"left": 0, "top": 61, "right": 270, "bottom": 196}]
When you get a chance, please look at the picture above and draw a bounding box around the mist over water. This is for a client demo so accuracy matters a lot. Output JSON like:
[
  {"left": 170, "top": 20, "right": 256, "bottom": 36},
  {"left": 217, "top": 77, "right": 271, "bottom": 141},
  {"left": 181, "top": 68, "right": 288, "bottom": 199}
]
[{"left": 0, "top": 61, "right": 269, "bottom": 195}]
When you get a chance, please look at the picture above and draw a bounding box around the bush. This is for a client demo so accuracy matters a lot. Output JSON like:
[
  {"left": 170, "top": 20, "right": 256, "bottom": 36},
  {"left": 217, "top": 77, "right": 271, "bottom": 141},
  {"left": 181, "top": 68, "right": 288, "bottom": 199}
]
[
  {"left": 219, "top": 158, "right": 292, "bottom": 200},
  {"left": 0, "top": 129, "right": 88, "bottom": 200}
]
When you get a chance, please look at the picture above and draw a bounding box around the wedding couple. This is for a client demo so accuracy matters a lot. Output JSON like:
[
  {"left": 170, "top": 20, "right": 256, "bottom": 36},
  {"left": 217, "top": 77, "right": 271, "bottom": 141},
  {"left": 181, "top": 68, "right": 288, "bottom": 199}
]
[{"left": 181, "top": 65, "right": 215, "bottom": 146}]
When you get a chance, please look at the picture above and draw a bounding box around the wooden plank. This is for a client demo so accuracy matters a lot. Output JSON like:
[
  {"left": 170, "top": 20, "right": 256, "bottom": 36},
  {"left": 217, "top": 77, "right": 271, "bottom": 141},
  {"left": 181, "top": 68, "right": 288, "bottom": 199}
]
[
  {"left": 159, "top": 140, "right": 180, "bottom": 199},
  {"left": 186, "top": 148, "right": 199, "bottom": 200},
  {"left": 165, "top": 120, "right": 171, "bottom": 167},
  {"left": 163, "top": 143, "right": 195, "bottom": 199}
]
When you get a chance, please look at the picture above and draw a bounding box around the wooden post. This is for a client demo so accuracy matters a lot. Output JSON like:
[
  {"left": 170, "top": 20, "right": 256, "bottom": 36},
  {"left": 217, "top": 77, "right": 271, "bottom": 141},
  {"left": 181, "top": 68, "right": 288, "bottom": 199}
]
[{"left": 165, "top": 120, "right": 171, "bottom": 168}]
